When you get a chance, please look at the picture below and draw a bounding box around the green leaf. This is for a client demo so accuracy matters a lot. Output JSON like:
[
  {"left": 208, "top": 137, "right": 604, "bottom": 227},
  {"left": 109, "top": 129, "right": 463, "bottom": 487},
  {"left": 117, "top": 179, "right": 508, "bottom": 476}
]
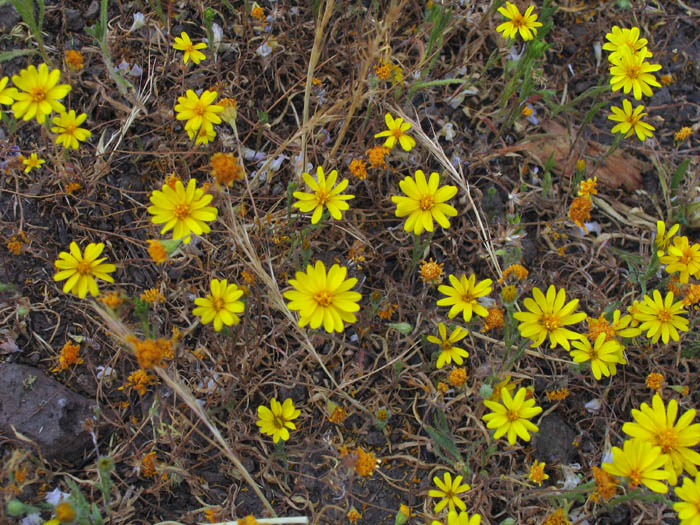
[{"left": 0, "top": 48, "right": 38, "bottom": 63}]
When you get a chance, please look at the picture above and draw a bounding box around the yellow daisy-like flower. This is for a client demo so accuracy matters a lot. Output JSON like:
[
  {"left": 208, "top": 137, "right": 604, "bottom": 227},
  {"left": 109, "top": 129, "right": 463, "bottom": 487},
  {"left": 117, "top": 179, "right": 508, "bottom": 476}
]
[
  {"left": 622, "top": 394, "right": 700, "bottom": 486},
  {"left": 187, "top": 123, "right": 217, "bottom": 145},
  {"left": 609, "top": 309, "right": 641, "bottom": 338},
  {"left": 256, "top": 398, "right": 300, "bottom": 443},
  {"left": 608, "top": 99, "right": 655, "bottom": 141},
  {"left": 529, "top": 460, "right": 549, "bottom": 486},
  {"left": 174, "top": 89, "right": 223, "bottom": 136},
  {"left": 147, "top": 178, "right": 218, "bottom": 244},
  {"left": 513, "top": 285, "right": 587, "bottom": 350},
  {"left": 674, "top": 475, "right": 700, "bottom": 525},
  {"left": 22, "top": 153, "right": 44, "bottom": 173},
  {"left": 633, "top": 290, "right": 688, "bottom": 344},
  {"left": 602, "top": 438, "right": 670, "bottom": 493},
  {"left": 427, "top": 322, "right": 469, "bottom": 369},
  {"left": 374, "top": 112, "right": 416, "bottom": 151},
  {"left": 173, "top": 31, "right": 207, "bottom": 64},
  {"left": 53, "top": 241, "right": 116, "bottom": 298},
  {"left": 391, "top": 170, "right": 458, "bottom": 235},
  {"left": 193, "top": 279, "right": 245, "bottom": 332},
  {"left": 482, "top": 386, "right": 542, "bottom": 445},
  {"left": 445, "top": 511, "right": 482, "bottom": 525},
  {"left": 437, "top": 274, "right": 492, "bottom": 322},
  {"left": 10, "top": 63, "right": 71, "bottom": 124},
  {"left": 283, "top": 260, "right": 362, "bottom": 333},
  {"left": 0, "top": 76, "right": 17, "bottom": 119},
  {"left": 570, "top": 333, "right": 626, "bottom": 380},
  {"left": 496, "top": 2, "right": 543, "bottom": 41},
  {"left": 292, "top": 166, "right": 355, "bottom": 224},
  {"left": 656, "top": 220, "right": 680, "bottom": 257},
  {"left": 428, "top": 472, "right": 470, "bottom": 513},
  {"left": 660, "top": 236, "right": 700, "bottom": 284},
  {"left": 51, "top": 110, "right": 92, "bottom": 149},
  {"left": 609, "top": 48, "right": 662, "bottom": 100},
  {"left": 602, "top": 26, "right": 651, "bottom": 63}
]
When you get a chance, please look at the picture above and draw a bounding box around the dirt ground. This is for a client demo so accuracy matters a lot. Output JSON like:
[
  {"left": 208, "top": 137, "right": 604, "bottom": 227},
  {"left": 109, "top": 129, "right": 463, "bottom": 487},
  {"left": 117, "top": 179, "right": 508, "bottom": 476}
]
[{"left": 1, "top": 0, "right": 699, "bottom": 524}]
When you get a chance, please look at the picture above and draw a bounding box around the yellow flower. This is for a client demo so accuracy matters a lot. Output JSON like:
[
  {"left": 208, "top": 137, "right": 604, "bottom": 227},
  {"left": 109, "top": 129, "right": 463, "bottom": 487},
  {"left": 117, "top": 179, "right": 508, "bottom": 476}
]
[
  {"left": 147, "top": 178, "right": 218, "bottom": 244},
  {"left": 608, "top": 309, "right": 642, "bottom": 339},
  {"left": 674, "top": 475, "right": 700, "bottom": 525},
  {"left": 10, "top": 63, "right": 71, "bottom": 124},
  {"left": 256, "top": 398, "right": 300, "bottom": 443},
  {"left": 119, "top": 369, "right": 159, "bottom": 395},
  {"left": 437, "top": 273, "right": 492, "bottom": 322},
  {"left": 646, "top": 372, "right": 664, "bottom": 391},
  {"left": 591, "top": 465, "right": 618, "bottom": 502},
  {"left": 419, "top": 258, "right": 444, "bottom": 285},
  {"left": 22, "top": 153, "right": 44, "bottom": 173},
  {"left": 173, "top": 31, "right": 207, "bottom": 64},
  {"left": 187, "top": 123, "right": 217, "bottom": 145},
  {"left": 570, "top": 333, "right": 626, "bottom": 380},
  {"left": 656, "top": 220, "right": 681, "bottom": 257},
  {"left": 529, "top": 460, "right": 549, "bottom": 486},
  {"left": 391, "top": 170, "right": 458, "bottom": 235},
  {"left": 633, "top": 290, "right": 688, "bottom": 344},
  {"left": 55, "top": 501, "right": 76, "bottom": 523},
  {"left": 513, "top": 285, "right": 587, "bottom": 350},
  {"left": 210, "top": 152, "right": 244, "bottom": 186},
  {"left": 53, "top": 242, "right": 116, "bottom": 298},
  {"left": 578, "top": 177, "right": 598, "bottom": 197},
  {"left": 193, "top": 279, "right": 245, "bottom": 332},
  {"left": 52, "top": 340, "right": 83, "bottom": 372},
  {"left": 496, "top": 2, "right": 543, "bottom": 41},
  {"left": 542, "top": 509, "right": 570, "bottom": 525},
  {"left": 444, "top": 511, "right": 482, "bottom": 525},
  {"left": 347, "top": 507, "right": 362, "bottom": 523},
  {"left": 51, "top": 110, "right": 92, "bottom": 149},
  {"left": 660, "top": 236, "right": 700, "bottom": 284},
  {"left": 174, "top": 89, "right": 223, "bottom": 136},
  {"left": 568, "top": 195, "right": 592, "bottom": 229},
  {"left": 428, "top": 472, "right": 470, "bottom": 513},
  {"left": 0, "top": 76, "right": 17, "bottom": 119},
  {"left": 427, "top": 322, "right": 469, "bottom": 369},
  {"left": 482, "top": 386, "right": 542, "bottom": 445},
  {"left": 374, "top": 112, "right": 416, "bottom": 151},
  {"left": 609, "top": 48, "right": 662, "bottom": 100},
  {"left": 64, "top": 49, "right": 84, "bottom": 71},
  {"left": 348, "top": 159, "right": 367, "bottom": 180},
  {"left": 622, "top": 394, "right": 700, "bottom": 486},
  {"left": 355, "top": 447, "right": 379, "bottom": 477},
  {"left": 675, "top": 126, "right": 693, "bottom": 142},
  {"left": 283, "top": 260, "right": 362, "bottom": 333},
  {"left": 292, "top": 166, "right": 355, "bottom": 224},
  {"left": 602, "top": 26, "right": 650, "bottom": 62},
  {"left": 608, "top": 99, "right": 655, "bottom": 141},
  {"left": 602, "top": 438, "right": 670, "bottom": 493}
]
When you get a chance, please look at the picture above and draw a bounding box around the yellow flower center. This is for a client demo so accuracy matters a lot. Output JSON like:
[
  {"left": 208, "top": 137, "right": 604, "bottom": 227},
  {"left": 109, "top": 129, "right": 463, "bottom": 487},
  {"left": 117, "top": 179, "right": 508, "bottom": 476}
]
[
  {"left": 273, "top": 415, "right": 286, "bottom": 429},
  {"left": 628, "top": 468, "right": 642, "bottom": 487},
  {"left": 680, "top": 248, "right": 692, "bottom": 265},
  {"left": 314, "top": 289, "right": 333, "bottom": 307},
  {"left": 506, "top": 409, "right": 520, "bottom": 422},
  {"left": 192, "top": 101, "right": 206, "bottom": 117},
  {"left": 625, "top": 64, "right": 641, "bottom": 80},
  {"left": 460, "top": 292, "right": 475, "bottom": 304},
  {"left": 656, "top": 309, "right": 672, "bottom": 323},
  {"left": 440, "top": 341, "right": 453, "bottom": 352},
  {"left": 174, "top": 202, "right": 191, "bottom": 219},
  {"left": 315, "top": 189, "right": 329, "bottom": 204},
  {"left": 419, "top": 195, "right": 434, "bottom": 211},
  {"left": 212, "top": 297, "right": 225, "bottom": 311},
  {"left": 185, "top": 43, "right": 195, "bottom": 54},
  {"left": 30, "top": 86, "right": 47, "bottom": 103},
  {"left": 541, "top": 313, "right": 560, "bottom": 331},
  {"left": 76, "top": 260, "right": 91, "bottom": 275},
  {"left": 510, "top": 13, "right": 526, "bottom": 29},
  {"left": 64, "top": 123, "right": 77, "bottom": 136},
  {"left": 656, "top": 429, "right": 678, "bottom": 453},
  {"left": 392, "top": 127, "right": 404, "bottom": 139}
]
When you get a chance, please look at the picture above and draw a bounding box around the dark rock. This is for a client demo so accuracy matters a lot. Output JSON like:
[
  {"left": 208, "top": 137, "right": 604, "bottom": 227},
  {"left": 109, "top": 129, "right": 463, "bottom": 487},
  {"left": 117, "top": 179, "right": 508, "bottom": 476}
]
[
  {"left": 650, "top": 86, "right": 672, "bottom": 107},
  {"left": 533, "top": 413, "right": 576, "bottom": 464},
  {"left": 0, "top": 4, "right": 20, "bottom": 32},
  {"left": 365, "top": 430, "right": 385, "bottom": 447},
  {"left": 85, "top": 0, "right": 99, "bottom": 19},
  {"left": 65, "top": 9, "right": 84, "bottom": 32},
  {"left": 0, "top": 362, "right": 96, "bottom": 462}
]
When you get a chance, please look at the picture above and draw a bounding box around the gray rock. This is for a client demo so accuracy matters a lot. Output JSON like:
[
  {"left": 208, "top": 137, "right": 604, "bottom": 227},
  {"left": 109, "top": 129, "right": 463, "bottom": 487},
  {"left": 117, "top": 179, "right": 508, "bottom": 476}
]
[
  {"left": 85, "top": 0, "right": 99, "bottom": 19},
  {"left": 0, "top": 362, "right": 96, "bottom": 462},
  {"left": 0, "top": 4, "right": 20, "bottom": 32},
  {"left": 65, "top": 9, "right": 84, "bottom": 32},
  {"left": 533, "top": 413, "right": 577, "bottom": 464}
]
